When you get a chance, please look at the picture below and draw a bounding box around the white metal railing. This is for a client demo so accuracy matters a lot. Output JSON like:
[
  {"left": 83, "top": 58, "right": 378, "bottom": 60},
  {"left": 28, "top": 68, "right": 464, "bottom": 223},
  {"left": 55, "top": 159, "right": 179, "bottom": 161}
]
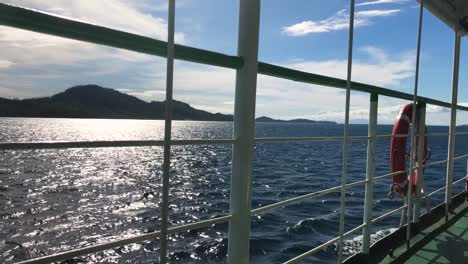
[
  {"left": 372, "top": 205, "right": 408, "bottom": 224},
  {"left": 0, "top": 139, "right": 235, "bottom": 150},
  {"left": 158, "top": 0, "right": 176, "bottom": 261},
  {"left": 15, "top": 215, "right": 232, "bottom": 264},
  {"left": 338, "top": 0, "right": 355, "bottom": 260},
  {"left": 284, "top": 223, "right": 366, "bottom": 264},
  {"left": 2, "top": 0, "right": 468, "bottom": 263},
  {"left": 227, "top": 0, "right": 261, "bottom": 263},
  {"left": 2, "top": 131, "right": 468, "bottom": 150},
  {"left": 445, "top": 29, "right": 462, "bottom": 221}
]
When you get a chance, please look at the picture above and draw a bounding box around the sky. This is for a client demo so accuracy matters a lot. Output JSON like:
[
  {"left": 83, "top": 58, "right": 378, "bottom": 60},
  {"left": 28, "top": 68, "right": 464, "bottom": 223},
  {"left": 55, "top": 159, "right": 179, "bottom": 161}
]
[{"left": 0, "top": 0, "right": 467, "bottom": 125}]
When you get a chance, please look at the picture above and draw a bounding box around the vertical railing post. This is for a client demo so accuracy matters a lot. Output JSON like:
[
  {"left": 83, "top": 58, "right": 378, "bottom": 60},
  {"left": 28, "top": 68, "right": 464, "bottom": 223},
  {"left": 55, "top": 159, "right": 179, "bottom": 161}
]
[
  {"left": 338, "top": 1, "right": 355, "bottom": 263},
  {"left": 406, "top": 0, "right": 424, "bottom": 248},
  {"left": 159, "top": 0, "right": 176, "bottom": 263},
  {"left": 361, "top": 93, "right": 378, "bottom": 254},
  {"left": 414, "top": 102, "right": 426, "bottom": 223},
  {"left": 227, "top": 0, "right": 261, "bottom": 263},
  {"left": 445, "top": 30, "right": 461, "bottom": 219}
]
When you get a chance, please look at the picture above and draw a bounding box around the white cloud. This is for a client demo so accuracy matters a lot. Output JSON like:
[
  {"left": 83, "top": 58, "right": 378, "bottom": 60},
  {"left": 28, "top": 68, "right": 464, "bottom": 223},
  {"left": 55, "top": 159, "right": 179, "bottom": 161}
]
[
  {"left": 0, "top": 0, "right": 185, "bottom": 68},
  {"left": 0, "top": 87, "right": 24, "bottom": 97},
  {"left": 0, "top": 0, "right": 189, "bottom": 101},
  {"left": 283, "top": 8, "right": 400, "bottom": 36},
  {"left": 116, "top": 89, "right": 134, "bottom": 93},
  {"left": 128, "top": 90, "right": 165, "bottom": 100},
  {"left": 357, "top": 0, "right": 408, "bottom": 7},
  {"left": 357, "top": 9, "right": 401, "bottom": 17},
  {"left": 128, "top": 0, "right": 189, "bottom": 13},
  {"left": 3, "top": 0, "right": 184, "bottom": 41},
  {"left": 123, "top": 47, "right": 416, "bottom": 124},
  {"left": 285, "top": 46, "right": 414, "bottom": 87},
  {"left": 0, "top": 60, "right": 13, "bottom": 68}
]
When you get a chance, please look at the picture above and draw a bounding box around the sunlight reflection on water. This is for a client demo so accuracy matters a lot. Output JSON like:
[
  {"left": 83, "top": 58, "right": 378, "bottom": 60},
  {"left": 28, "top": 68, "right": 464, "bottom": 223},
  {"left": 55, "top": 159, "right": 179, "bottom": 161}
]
[{"left": 1, "top": 118, "right": 467, "bottom": 263}]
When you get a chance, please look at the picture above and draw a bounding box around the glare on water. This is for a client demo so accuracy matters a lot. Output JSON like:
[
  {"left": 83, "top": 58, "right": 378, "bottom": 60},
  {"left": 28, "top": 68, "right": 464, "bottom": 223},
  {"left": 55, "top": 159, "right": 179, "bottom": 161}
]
[{"left": 0, "top": 118, "right": 466, "bottom": 263}]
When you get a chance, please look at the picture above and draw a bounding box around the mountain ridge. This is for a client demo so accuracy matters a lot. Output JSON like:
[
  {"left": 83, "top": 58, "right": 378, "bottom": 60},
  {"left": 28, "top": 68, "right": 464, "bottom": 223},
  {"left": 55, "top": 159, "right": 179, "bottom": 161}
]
[{"left": 0, "top": 85, "right": 336, "bottom": 124}]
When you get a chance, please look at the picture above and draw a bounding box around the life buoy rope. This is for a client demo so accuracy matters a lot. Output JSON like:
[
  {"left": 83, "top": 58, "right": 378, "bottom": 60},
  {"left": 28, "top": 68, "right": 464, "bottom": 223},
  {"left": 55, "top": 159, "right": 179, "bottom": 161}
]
[{"left": 389, "top": 103, "right": 429, "bottom": 199}]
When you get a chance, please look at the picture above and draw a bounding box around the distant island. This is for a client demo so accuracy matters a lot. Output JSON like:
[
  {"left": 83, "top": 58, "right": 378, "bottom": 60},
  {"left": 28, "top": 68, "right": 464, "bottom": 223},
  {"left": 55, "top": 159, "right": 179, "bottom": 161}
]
[
  {"left": 255, "top": 116, "right": 336, "bottom": 124},
  {"left": 0, "top": 85, "right": 335, "bottom": 124}
]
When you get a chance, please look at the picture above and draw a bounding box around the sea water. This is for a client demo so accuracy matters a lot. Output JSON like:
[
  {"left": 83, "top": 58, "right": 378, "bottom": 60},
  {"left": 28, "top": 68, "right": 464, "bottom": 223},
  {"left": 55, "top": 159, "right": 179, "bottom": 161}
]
[{"left": 0, "top": 118, "right": 467, "bottom": 263}]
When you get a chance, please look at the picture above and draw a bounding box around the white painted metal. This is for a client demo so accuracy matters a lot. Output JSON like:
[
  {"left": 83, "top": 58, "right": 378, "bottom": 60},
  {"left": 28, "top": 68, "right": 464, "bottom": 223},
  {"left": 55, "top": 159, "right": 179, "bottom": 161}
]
[
  {"left": 445, "top": 30, "right": 461, "bottom": 219},
  {"left": 227, "top": 0, "right": 261, "bottom": 263},
  {"left": 400, "top": 199, "right": 408, "bottom": 228},
  {"left": 346, "top": 179, "right": 368, "bottom": 188},
  {"left": 452, "top": 175, "right": 468, "bottom": 185},
  {"left": 251, "top": 186, "right": 341, "bottom": 215},
  {"left": 428, "top": 186, "right": 447, "bottom": 197},
  {"left": 372, "top": 204, "right": 408, "bottom": 224},
  {"left": 283, "top": 224, "right": 365, "bottom": 264},
  {"left": 338, "top": 1, "right": 355, "bottom": 262},
  {"left": 5, "top": 131, "right": 468, "bottom": 151},
  {"left": 414, "top": 103, "right": 426, "bottom": 222},
  {"left": 159, "top": 0, "right": 175, "bottom": 264},
  {"left": 374, "top": 170, "right": 407, "bottom": 181},
  {"left": 425, "top": 159, "right": 450, "bottom": 167},
  {"left": 159, "top": 0, "right": 176, "bottom": 262},
  {"left": 16, "top": 215, "right": 231, "bottom": 264},
  {"left": 251, "top": 178, "right": 370, "bottom": 216},
  {"left": 428, "top": 175, "right": 467, "bottom": 197},
  {"left": 376, "top": 134, "right": 409, "bottom": 139},
  {"left": 0, "top": 139, "right": 235, "bottom": 150},
  {"left": 255, "top": 135, "right": 370, "bottom": 143},
  {"left": 453, "top": 153, "right": 468, "bottom": 161},
  {"left": 406, "top": 0, "right": 425, "bottom": 247},
  {"left": 412, "top": 1, "right": 425, "bottom": 225},
  {"left": 362, "top": 93, "right": 378, "bottom": 254},
  {"left": 421, "top": 144, "right": 460, "bottom": 170},
  {"left": 430, "top": 132, "right": 468, "bottom": 136},
  {"left": 284, "top": 237, "right": 340, "bottom": 264}
]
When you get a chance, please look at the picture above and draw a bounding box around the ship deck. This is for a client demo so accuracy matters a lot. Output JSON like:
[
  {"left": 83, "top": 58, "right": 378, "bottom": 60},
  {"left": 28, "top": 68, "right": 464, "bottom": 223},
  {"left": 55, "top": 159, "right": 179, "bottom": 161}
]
[
  {"left": 382, "top": 195, "right": 468, "bottom": 264},
  {"left": 405, "top": 209, "right": 468, "bottom": 263},
  {"left": 345, "top": 192, "right": 468, "bottom": 264}
]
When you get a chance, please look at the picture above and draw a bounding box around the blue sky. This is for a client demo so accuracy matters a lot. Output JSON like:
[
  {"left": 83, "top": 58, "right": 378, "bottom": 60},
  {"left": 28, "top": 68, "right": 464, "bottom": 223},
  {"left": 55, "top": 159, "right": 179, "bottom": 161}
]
[{"left": 0, "top": 0, "right": 467, "bottom": 125}]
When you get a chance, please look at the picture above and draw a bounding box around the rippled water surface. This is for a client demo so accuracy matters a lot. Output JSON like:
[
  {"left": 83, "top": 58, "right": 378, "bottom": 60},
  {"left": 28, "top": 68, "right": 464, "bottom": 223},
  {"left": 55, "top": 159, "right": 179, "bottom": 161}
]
[{"left": 1, "top": 118, "right": 467, "bottom": 263}]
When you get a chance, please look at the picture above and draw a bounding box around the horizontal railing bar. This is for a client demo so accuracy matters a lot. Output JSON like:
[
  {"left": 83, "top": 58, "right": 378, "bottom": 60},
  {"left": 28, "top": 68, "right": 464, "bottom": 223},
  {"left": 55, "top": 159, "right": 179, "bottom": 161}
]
[
  {"left": 376, "top": 134, "right": 408, "bottom": 139},
  {"left": 251, "top": 179, "right": 368, "bottom": 216},
  {"left": 428, "top": 132, "right": 450, "bottom": 136},
  {"left": 0, "top": 3, "right": 243, "bottom": 70},
  {"left": 425, "top": 159, "right": 449, "bottom": 167},
  {"left": 374, "top": 132, "right": 468, "bottom": 139},
  {"left": 423, "top": 154, "right": 468, "bottom": 169},
  {"left": 2, "top": 137, "right": 467, "bottom": 151},
  {"left": 453, "top": 153, "right": 468, "bottom": 161},
  {"left": 282, "top": 237, "right": 340, "bottom": 264},
  {"left": 344, "top": 223, "right": 366, "bottom": 237},
  {"left": 372, "top": 205, "right": 407, "bottom": 224},
  {"left": 251, "top": 186, "right": 341, "bottom": 215},
  {"left": 254, "top": 136, "right": 369, "bottom": 143},
  {"left": 374, "top": 170, "right": 406, "bottom": 181},
  {"left": 427, "top": 186, "right": 446, "bottom": 197},
  {"left": 346, "top": 179, "right": 368, "bottom": 188},
  {"left": 257, "top": 62, "right": 468, "bottom": 112},
  {"left": 16, "top": 215, "right": 231, "bottom": 264},
  {"left": 282, "top": 223, "right": 365, "bottom": 264},
  {"left": 452, "top": 175, "right": 467, "bottom": 185},
  {"left": 1, "top": 3, "right": 468, "bottom": 112},
  {"left": 0, "top": 139, "right": 235, "bottom": 150}
]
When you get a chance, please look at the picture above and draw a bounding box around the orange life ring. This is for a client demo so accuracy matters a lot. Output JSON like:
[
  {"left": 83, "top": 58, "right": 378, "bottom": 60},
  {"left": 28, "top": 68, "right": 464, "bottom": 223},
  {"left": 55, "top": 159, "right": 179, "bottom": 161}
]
[{"left": 389, "top": 103, "right": 428, "bottom": 198}]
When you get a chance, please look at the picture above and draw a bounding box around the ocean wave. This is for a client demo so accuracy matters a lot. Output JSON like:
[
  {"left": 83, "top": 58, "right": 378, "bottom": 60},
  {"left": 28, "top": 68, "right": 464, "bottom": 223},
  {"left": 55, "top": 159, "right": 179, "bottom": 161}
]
[
  {"left": 335, "top": 228, "right": 398, "bottom": 256},
  {"left": 286, "top": 216, "right": 337, "bottom": 235}
]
